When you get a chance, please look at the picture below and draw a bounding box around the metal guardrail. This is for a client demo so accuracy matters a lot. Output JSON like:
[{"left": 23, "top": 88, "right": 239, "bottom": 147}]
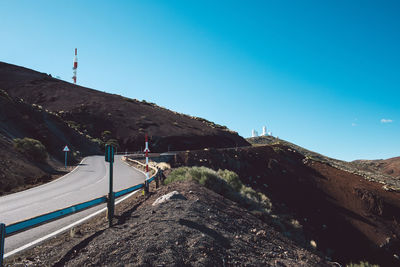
[
  {"left": 0, "top": 158, "right": 159, "bottom": 266},
  {"left": 0, "top": 224, "right": 4, "bottom": 267},
  {"left": 5, "top": 195, "right": 108, "bottom": 236}
]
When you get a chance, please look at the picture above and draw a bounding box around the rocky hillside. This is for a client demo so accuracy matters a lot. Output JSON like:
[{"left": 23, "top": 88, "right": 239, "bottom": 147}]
[
  {"left": 248, "top": 136, "right": 400, "bottom": 191},
  {"left": 4, "top": 138, "right": 399, "bottom": 266},
  {"left": 353, "top": 157, "right": 400, "bottom": 179},
  {"left": 169, "top": 144, "right": 400, "bottom": 266},
  {"left": 0, "top": 62, "right": 249, "bottom": 152},
  {"left": 5, "top": 180, "right": 333, "bottom": 266},
  {"left": 0, "top": 89, "right": 100, "bottom": 195}
]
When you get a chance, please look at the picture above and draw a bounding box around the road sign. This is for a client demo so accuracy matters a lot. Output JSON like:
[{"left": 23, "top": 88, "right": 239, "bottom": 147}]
[
  {"left": 105, "top": 145, "right": 115, "bottom": 163},
  {"left": 63, "top": 145, "right": 70, "bottom": 169}
]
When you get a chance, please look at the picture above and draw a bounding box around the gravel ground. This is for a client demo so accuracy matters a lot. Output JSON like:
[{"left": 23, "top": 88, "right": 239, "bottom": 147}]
[{"left": 5, "top": 180, "right": 333, "bottom": 266}]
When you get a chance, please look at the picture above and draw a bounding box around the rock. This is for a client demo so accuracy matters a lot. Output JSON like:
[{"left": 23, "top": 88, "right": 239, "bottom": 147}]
[
  {"left": 256, "top": 230, "right": 267, "bottom": 237},
  {"left": 152, "top": 191, "right": 187, "bottom": 206},
  {"left": 310, "top": 240, "right": 317, "bottom": 249}
]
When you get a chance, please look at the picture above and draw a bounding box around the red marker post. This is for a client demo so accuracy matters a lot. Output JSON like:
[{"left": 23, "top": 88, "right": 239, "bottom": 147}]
[
  {"left": 144, "top": 134, "right": 150, "bottom": 194},
  {"left": 72, "top": 48, "right": 78, "bottom": 84}
]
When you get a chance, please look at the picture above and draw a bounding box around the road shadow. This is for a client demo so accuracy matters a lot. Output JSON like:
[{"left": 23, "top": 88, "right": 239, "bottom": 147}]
[
  {"left": 115, "top": 193, "right": 153, "bottom": 225},
  {"left": 178, "top": 218, "right": 231, "bottom": 248},
  {"left": 53, "top": 229, "right": 106, "bottom": 266}
]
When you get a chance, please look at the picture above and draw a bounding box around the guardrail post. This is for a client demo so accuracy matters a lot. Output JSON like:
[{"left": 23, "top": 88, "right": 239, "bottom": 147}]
[
  {"left": 1, "top": 223, "right": 5, "bottom": 267},
  {"left": 155, "top": 169, "right": 160, "bottom": 189},
  {"left": 108, "top": 150, "right": 114, "bottom": 227},
  {"left": 159, "top": 169, "right": 165, "bottom": 183},
  {"left": 107, "top": 191, "right": 115, "bottom": 227},
  {"left": 144, "top": 180, "right": 149, "bottom": 195}
]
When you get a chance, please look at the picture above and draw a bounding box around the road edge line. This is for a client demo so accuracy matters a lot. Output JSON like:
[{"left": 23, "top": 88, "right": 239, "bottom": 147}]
[{"left": 2, "top": 157, "right": 87, "bottom": 199}]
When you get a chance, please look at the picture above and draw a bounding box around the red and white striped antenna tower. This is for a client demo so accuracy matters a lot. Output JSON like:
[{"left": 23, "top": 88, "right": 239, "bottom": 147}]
[
  {"left": 72, "top": 48, "right": 78, "bottom": 84},
  {"left": 144, "top": 134, "right": 150, "bottom": 182}
]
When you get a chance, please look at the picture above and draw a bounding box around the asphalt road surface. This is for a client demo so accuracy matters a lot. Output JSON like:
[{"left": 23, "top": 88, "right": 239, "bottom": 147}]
[{"left": 0, "top": 155, "right": 146, "bottom": 255}]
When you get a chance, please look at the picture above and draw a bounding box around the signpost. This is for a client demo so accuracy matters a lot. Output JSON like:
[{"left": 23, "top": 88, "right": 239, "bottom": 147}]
[
  {"left": 63, "top": 145, "right": 70, "bottom": 169},
  {"left": 105, "top": 144, "right": 115, "bottom": 227}
]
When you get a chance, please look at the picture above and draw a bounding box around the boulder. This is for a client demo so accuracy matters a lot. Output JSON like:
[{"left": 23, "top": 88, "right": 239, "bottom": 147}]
[{"left": 152, "top": 191, "right": 187, "bottom": 206}]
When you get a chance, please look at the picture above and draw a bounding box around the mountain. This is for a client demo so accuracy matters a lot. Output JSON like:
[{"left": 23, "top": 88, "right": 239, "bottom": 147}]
[{"left": 0, "top": 62, "right": 249, "bottom": 153}]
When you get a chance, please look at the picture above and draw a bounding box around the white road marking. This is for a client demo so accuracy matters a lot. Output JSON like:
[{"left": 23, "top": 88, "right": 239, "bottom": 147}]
[
  {"left": 94, "top": 174, "right": 107, "bottom": 185},
  {"left": 53, "top": 192, "right": 72, "bottom": 200}
]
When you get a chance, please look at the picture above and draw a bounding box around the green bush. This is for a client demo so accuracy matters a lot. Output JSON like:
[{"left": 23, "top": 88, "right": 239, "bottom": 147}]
[
  {"left": 218, "top": 169, "right": 242, "bottom": 191},
  {"left": 165, "top": 166, "right": 271, "bottom": 212},
  {"left": 13, "top": 137, "right": 48, "bottom": 162},
  {"left": 106, "top": 138, "right": 120, "bottom": 150},
  {"left": 346, "top": 262, "right": 379, "bottom": 267},
  {"left": 0, "top": 89, "right": 12, "bottom": 100},
  {"left": 90, "top": 138, "right": 104, "bottom": 148},
  {"left": 66, "top": 120, "right": 82, "bottom": 131},
  {"left": 101, "top": 130, "right": 112, "bottom": 142}
]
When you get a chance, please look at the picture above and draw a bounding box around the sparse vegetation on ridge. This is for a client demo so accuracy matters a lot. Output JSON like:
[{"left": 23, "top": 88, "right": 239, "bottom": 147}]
[
  {"left": 164, "top": 166, "right": 272, "bottom": 212},
  {"left": 0, "top": 88, "right": 12, "bottom": 100},
  {"left": 346, "top": 261, "right": 380, "bottom": 267},
  {"left": 248, "top": 136, "right": 400, "bottom": 191},
  {"left": 164, "top": 166, "right": 311, "bottom": 247}
]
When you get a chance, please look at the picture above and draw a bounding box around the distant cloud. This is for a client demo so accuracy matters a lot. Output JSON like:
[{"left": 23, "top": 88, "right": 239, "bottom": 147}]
[
  {"left": 351, "top": 123, "right": 357, "bottom": 127},
  {"left": 381, "top": 118, "right": 393, "bottom": 123}
]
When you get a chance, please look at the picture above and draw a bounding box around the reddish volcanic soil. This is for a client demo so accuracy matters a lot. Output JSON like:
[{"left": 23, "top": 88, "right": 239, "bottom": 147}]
[
  {"left": 0, "top": 62, "right": 249, "bottom": 152},
  {"left": 169, "top": 145, "right": 400, "bottom": 266},
  {"left": 0, "top": 60, "right": 248, "bottom": 194},
  {"left": 0, "top": 89, "right": 100, "bottom": 195}
]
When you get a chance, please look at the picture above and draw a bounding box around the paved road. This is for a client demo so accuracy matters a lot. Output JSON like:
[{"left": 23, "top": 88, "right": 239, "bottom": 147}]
[{"left": 0, "top": 155, "right": 145, "bottom": 254}]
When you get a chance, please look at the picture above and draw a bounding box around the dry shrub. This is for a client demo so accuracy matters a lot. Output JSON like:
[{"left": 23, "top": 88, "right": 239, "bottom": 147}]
[
  {"left": 165, "top": 166, "right": 271, "bottom": 212},
  {"left": 13, "top": 137, "right": 48, "bottom": 163}
]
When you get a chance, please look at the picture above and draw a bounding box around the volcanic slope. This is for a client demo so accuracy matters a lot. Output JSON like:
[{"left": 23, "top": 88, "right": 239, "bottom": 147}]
[
  {"left": 0, "top": 89, "right": 100, "bottom": 195},
  {"left": 0, "top": 62, "right": 249, "bottom": 152},
  {"left": 353, "top": 157, "right": 400, "bottom": 179},
  {"left": 171, "top": 141, "right": 400, "bottom": 266},
  {"left": 248, "top": 135, "right": 400, "bottom": 190}
]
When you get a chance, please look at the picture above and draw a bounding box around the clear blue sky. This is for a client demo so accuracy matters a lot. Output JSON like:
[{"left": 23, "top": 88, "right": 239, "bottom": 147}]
[{"left": 1, "top": 0, "right": 399, "bottom": 161}]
